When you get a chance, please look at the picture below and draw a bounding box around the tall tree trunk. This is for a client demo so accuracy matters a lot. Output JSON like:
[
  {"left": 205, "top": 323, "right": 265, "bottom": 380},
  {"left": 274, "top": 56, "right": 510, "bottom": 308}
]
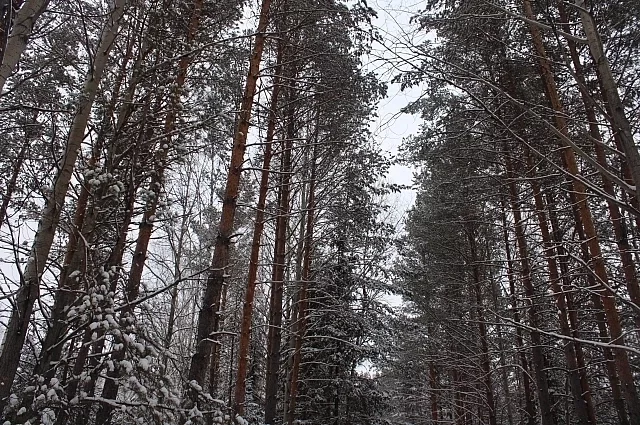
[
  {"left": 505, "top": 151, "right": 555, "bottom": 425},
  {"left": 465, "top": 226, "right": 497, "bottom": 425},
  {"left": 0, "top": 0, "right": 48, "bottom": 94},
  {"left": 546, "top": 193, "right": 629, "bottom": 425},
  {"left": 489, "top": 276, "right": 514, "bottom": 425},
  {"left": 264, "top": 97, "right": 295, "bottom": 425},
  {"left": 546, "top": 192, "right": 630, "bottom": 425},
  {"left": 500, "top": 198, "right": 536, "bottom": 425},
  {"left": 286, "top": 141, "right": 317, "bottom": 425},
  {"left": 187, "top": 0, "right": 273, "bottom": 400},
  {"left": 522, "top": 1, "right": 640, "bottom": 420},
  {"left": 526, "top": 152, "right": 595, "bottom": 425},
  {"left": 556, "top": 2, "right": 640, "bottom": 336},
  {"left": 233, "top": 35, "right": 284, "bottom": 418},
  {"left": 94, "top": 3, "right": 203, "bottom": 423},
  {"left": 0, "top": 0, "right": 127, "bottom": 410},
  {"left": 573, "top": 0, "right": 640, "bottom": 192}
]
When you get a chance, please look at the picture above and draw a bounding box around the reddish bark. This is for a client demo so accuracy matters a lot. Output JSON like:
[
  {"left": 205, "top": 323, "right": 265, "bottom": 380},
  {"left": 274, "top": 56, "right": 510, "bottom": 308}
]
[
  {"left": 233, "top": 36, "right": 285, "bottom": 417},
  {"left": 187, "top": 0, "right": 273, "bottom": 400},
  {"left": 522, "top": 0, "right": 640, "bottom": 421},
  {"left": 556, "top": 2, "right": 640, "bottom": 338}
]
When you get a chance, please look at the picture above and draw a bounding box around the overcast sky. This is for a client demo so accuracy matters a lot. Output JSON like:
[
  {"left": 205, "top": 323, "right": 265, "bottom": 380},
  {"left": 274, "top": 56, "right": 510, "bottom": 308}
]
[{"left": 367, "top": 0, "right": 425, "bottom": 225}]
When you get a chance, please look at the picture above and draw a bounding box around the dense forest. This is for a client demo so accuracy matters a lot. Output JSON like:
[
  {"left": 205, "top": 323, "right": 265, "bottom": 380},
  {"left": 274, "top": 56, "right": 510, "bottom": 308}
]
[{"left": 0, "top": 0, "right": 639, "bottom": 424}]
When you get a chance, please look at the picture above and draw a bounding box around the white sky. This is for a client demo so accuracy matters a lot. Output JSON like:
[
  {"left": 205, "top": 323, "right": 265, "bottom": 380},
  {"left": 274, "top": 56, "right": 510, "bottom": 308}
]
[{"left": 367, "top": 0, "right": 424, "bottom": 225}]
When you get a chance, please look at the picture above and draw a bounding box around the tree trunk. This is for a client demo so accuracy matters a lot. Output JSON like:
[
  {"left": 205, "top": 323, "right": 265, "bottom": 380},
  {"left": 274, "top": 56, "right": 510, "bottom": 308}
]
[
  {"left": 0, "top": 0, "right": 48, "bottom": 94},
  {"left": 233, "top": 34, "right": 284, "bottom": 418},
  {"left": 505, "top": 151, "right": 555, "bottom": 425},
  {"left": 187, "top": 0, "right": 273, "bottom": 400},
  {"left": 556, "top": 2, "right": 640, "bottom": 337},
  {"left": 573, "top": 0, "right": 640, "bottom": 193},
  {"left": 522, "top": 1, "right": 640, "bottom": 421},
  {"left": 465, "top": 226, "right": 497, "bottom": 425},
  {"left": 286, "top": 141, "right": 317, "bottom": 425},
  {"left": 548, "top": 190, "right": 631, "bottom": 425},
  {"left": 526, "top": 152, "right": 595, "bottom": 425},
  {"left": 500, "top": 198, "right": 536, "bottom": 425},
  {"left": 264, "top": 95, "right": 295, "bottom": 425},
  {"left": 0, "top": 0, "right": 127, "bottom": 410}
]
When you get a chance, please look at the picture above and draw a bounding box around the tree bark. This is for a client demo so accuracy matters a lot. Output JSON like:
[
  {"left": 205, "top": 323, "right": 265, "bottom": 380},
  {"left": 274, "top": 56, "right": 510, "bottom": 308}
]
[
  {"left": 286, "top": 141, "right": 317, "bottom": 425},
  {"left": 556, "top": 2, "right": 640, "bottom": 336},
  {"left": 187, "top": 0, "right": 273, "bottom": 401},
  {"left": 465, "top": 226, "right": 497, "bottom": 425},
  {"left": 505, "top": 151, "right": 555, "bottom": 425},
  {"left": 0, "top": 0, "right": 48, "bottom": 94},
  {"left": 573, "top": 0, "right": 640, "bottom": 193},
  {"left": 264, "top": 93, "right": 295, "bottom": 425},
  {"left": 0, "top": 0, "right": 127, "bottom": 410},
  {"left": 233, "top": 35, "right": 284, "bottom": 419},
  {"left": 546, "top": 191, "right": 630, "bottom": 425},
  {"left": 500, "top": 198, "right": 536, "bottom": 425},
  {"left": 522, "top": 0, "right": 640, "bottom": 421},
  {"left": 526, "top": 152, "right": 595, "bottom": 425}
]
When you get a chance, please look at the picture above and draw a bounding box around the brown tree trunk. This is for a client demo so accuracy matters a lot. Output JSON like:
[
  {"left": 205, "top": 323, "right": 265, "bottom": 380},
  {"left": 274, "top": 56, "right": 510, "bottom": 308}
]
[
  {"left": 233, "top": 35, "right": 285, "bottom": 418},
  {"left": 187, "top": 0, "right": 273, "bottom": 400},
  {"left": 488, "top": 277, "right": 514, "bottom": 425},
  {"left": 522, "top": 1, "right": 640, "bottom": 421},
  {"left": 0, "top": 0, "right": 127, "bottom": 410},
  {"left": 548, "top": 191, "right": 630, "bottom": 425},
  {"left": 556, "top": 2, "right": 640, "bottom": 336},
  {"left": 526, "top": 152, "right": 595, "bottom": 425},
  {"left": 505, "top": 152, "right": 555, "bottom": 425},
  {"left": 264, "top": 95, "right": 295, "bottom": 425},
  {"left": 573, "top": 0, "right": 640, "bottom": 192},
  {"left": 286, "top": 141, "right": 317, "bottom": 425}
]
